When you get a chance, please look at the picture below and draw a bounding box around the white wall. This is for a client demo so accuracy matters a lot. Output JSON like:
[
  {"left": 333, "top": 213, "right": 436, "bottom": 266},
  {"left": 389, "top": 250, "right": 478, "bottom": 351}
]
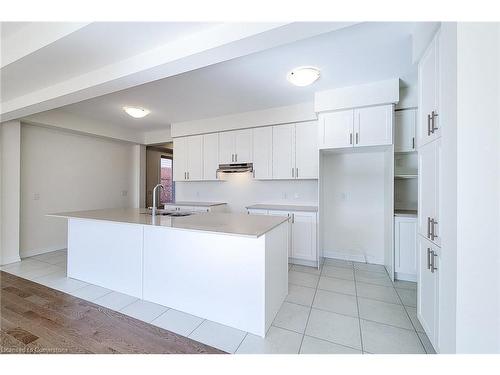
[
  {"left": 0, "top": 121, "right": 22, "bottom": 265},
  {"left": 20, "top": 124, "right": 139, "bottom": 257},
  {"left": 175, "top": 173, "right": 318, "bottom": 214},
  {"left": 320, "top": 150, "right": 388, "bottom": 264},
  {"left": 454, "top": 22, "right": 500, "bottom": 353}
]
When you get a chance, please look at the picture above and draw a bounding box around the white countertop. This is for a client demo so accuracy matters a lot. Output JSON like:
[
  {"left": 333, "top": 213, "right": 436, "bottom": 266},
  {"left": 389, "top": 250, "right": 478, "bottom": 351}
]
[
  {"left": 246, "top": 204, "right": 318, "bottom": 212},
  {"left": 166, "top": 201, "right": 226, "bottom": 207},
  {"left": 49, "top": 208, "right": 287, "bottom": 238}
]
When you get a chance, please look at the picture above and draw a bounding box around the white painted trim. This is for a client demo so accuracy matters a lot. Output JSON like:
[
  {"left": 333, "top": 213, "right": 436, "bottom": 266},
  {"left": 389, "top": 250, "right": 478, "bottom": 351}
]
[
  {"left": 314, "top": 78, "right": 400, "bottom": 113},
  {"left": 395, "top": 271, "right": 417, "bottom": 282},
  {"left": 171, "top": 102, "right": 316, "bottom": 138},
  {"left": 322, "top": 251, "right": 384, "bottom": 265},
  {"left": 20, "top": 246, "right": 67, "bottom": 259}
]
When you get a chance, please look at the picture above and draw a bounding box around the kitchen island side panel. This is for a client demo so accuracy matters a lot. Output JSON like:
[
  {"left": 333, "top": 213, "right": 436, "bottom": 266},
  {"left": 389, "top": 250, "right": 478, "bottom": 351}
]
[
  {"left": 142, "top": 225, "right": 268, "bottom": 336},
  {"left": 67, "top": 218, "right": 144, "bottom": 298}
]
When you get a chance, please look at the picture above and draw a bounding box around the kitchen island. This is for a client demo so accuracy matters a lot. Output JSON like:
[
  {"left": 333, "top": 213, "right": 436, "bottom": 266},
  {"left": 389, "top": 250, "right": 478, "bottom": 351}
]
[{"left": 49, "top": 208, "right": 289, "bottom": 337}]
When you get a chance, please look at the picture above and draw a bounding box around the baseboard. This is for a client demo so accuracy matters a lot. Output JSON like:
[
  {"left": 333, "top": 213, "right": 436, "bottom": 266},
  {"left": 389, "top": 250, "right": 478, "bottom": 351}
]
[
  {"left": 322, "top": 250, "right": 384, "bottom": 265},
  {"left": 289, "top": 257, "right": 319, "bottom": 268},
  {"left": 20, "top": 246, "right": 67, "bottom": 259},
  {"left": 395, "top": 272, "right": 417, "bottom": 282},
  {"left": 0, "top": 255, "right": 22, "bottom": 266}
]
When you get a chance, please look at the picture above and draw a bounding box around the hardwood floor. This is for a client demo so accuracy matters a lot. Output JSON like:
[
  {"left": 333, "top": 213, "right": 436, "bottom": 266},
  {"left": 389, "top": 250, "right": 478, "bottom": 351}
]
[{"left": 0, "top": 271, "right": 225, "bottom": 354}]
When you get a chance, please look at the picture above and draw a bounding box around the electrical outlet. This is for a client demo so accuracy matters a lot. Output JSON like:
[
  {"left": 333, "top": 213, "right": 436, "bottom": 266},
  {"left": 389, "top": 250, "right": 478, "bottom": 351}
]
[
  {"left": 34, "top": 193, "right": 40, "bottom": 201},
  {"left": 121, "top": 190, "right": 128, "bottom": 197}
]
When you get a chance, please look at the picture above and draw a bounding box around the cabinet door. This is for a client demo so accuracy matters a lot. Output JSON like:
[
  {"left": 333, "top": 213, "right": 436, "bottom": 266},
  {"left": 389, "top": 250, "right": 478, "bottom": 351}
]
[
  {"left": 219, "top": 131, "right": 234, "bottom": 164},
  {"left": 295, "top": 121, "right": 318, "bottom": 179},
  {"left": 233, "top": 129, "right": 253, "bottom": 163},
  {"left": 290, "top": 212, "right": 317, "bottom": 261},
  {"left": 319, "top": 110, "right": 354, "bottom": 149},
  {"left": 186, "top": 135, "right": 203, "bottom": 181},
  {"left": 354, "top": 105, "right": 393, "bottom": 147},
  {"left": 418, "top": 140, "right": 440, "bottom": 245},
  {"left": 418, "top": 34, "right": 440, "bottom": 147},
  {"left": 252, "top": 127, "right": 273, "bottom": 179},
  {"left": 394, "top": 109, "right": 416, "bottom": 152},
  {"left": 267, "top": 210, "right": 291, "bottom": 258},
  {"left": 272, "top": 124, "right": 295, "bottom": 179},
  {"left": 203, "top": 133, "right": 219, "bottom": 180},
  {"left": 394, "top": 216, "right": 417, "bottom": 276},
  {"left": 417, "top": 235, "right": 439, "bottom": 349},
  {"left": 173, "top": 138, "right": 187, "bottom": 181}
]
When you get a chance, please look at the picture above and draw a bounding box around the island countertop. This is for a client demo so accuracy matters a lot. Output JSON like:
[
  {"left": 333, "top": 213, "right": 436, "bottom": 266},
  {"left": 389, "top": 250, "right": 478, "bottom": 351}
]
[{"left": 49, "top": 208, "right": 288, "bottom": 238}]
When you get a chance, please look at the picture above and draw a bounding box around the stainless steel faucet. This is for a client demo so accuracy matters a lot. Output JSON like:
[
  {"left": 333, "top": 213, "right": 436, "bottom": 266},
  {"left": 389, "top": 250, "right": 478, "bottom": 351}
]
[{"left": 152, "top": 183, "right": 164, "bottom": 217}]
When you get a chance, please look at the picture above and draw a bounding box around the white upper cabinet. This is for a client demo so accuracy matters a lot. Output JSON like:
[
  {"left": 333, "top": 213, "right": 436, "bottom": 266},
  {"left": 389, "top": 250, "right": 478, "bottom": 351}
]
[
  {"left": 318, "top": 105, "right": 393, "bottom": 150},
  {"left": 272, "top": 122, "right": 318, "bottom": 180},
  {"left": 395, "top": 109, "right": 417, "bottom": 152},
  {"left": 318, "top": 110, "right": 354, "bottom": 149},
  {"left": 418, "top": 33, "right": 440, "bottom": 147},
  {"left": 218, "top": 129, "right": 253, "bottom": 164},
  {"left": 218, "top": 131, "right": 234, "bottom": 164},
  {"left": 203, "top": 133, "right": 219, "bottom": 180},
  {"left": 295, "top": 121, "right": 318, "bottom": 179},
  {"left": 418, "top": 139, "right": 441, "bottom": 246},
  {"left": 173, "top": 137, "right": 187, "bottom": 182},
  {"left": 233, "top": 129, "right": 253, "bottom": 163},
  {"left": 354, "top": 105, "right": 393, "bottom": 147},
  {"left": 272, "top": 124, "right": 295, "bottom": 179},
  {"left": 173, "top": 135, "right": 203, "bottom": 181},
  {"left": 252, "top": 127, "right": 273, "bottom": 179},
  {"left": 186, "top": 135, "right": 203, "bottom": 181}
]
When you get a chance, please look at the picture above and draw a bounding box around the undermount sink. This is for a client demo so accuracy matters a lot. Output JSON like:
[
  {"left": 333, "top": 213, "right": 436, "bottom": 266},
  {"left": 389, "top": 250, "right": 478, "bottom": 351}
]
[{"left": 144, "top": 209, "right": 193, "bottom": 217}]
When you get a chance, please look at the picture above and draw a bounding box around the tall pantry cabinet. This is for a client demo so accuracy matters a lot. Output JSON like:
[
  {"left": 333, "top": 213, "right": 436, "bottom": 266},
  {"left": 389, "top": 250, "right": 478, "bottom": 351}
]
[{"left": 417, "top": 31, "right": 442, "bottom": 353}]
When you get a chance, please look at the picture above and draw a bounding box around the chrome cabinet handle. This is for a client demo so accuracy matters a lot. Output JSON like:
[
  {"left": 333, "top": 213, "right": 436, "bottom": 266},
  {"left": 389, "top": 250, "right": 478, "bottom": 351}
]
[
  {"left": 292, "top": 167, "right": 294, "bottom": 177},
  {"left": 427, "top": 217, "right": 431, "bottom": 238},
  {"left": 412, "top": 137, "right": 415, "bottom": 149},
  {"left": 431, "top": 251, "right": 438, "bottom": 273},
  {"left": 291, "top": 213, "right": 295, "bottom": 223},
  {"left": 296, "top": 167, "right": 299, "bottom": 178},
  {"left": 184, "top": 171, "right": 187, "bottom": 180},
  {"left": 235, "top": 153, "right": 238, "bottom": 162},
  {"left": 431, "top": 111, "right": 439, "bottom": 133},
  {"left": 355, "top": 132, "right": 359, "bottom": 144},
  {"left": 427, "top": 113, "right": 432, "bottom": 136},
  {"left": 187, "top": 171, "right": 189, "bottom": 180},
  {"left": 231, "top": 154, "right": 234, "bottom": 162},
  {"left": 349, "top": 133, "right": 353, "bottom": 145},
  {"left": 427, "top": 248, "right": 432, "bottom": 270},
  {"left": 430, "top": 218, "right": 438, "bottom": 240}
]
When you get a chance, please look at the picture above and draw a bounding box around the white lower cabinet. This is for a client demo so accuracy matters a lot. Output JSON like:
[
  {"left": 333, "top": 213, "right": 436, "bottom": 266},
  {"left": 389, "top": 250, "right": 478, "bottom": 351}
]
[
  {"left": 417, "top": 235, "right": 440, "bottom": 352},
  {"left": 248, "top": 208, "right": 318, "bottom": 264},
  {"left": 394, "top": 215, "right": 417, "bottom": 281}
]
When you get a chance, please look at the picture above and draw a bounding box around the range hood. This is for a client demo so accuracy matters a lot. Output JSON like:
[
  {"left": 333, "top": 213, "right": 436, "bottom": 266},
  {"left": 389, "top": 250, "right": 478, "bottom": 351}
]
[{"left": 216, "top": 163, "right": 253, "bottom": 173}]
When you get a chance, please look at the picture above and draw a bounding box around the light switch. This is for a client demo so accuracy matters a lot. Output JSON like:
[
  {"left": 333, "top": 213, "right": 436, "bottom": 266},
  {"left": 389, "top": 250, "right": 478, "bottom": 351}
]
[{"left": 34, "top": 193, "right": 40, "bottom": 201}]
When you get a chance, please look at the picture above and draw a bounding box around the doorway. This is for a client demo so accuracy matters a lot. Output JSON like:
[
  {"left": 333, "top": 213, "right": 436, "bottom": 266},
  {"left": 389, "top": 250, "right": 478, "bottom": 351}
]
[{"left": 146, "top": 143, "right": 173, "bottom": 208}]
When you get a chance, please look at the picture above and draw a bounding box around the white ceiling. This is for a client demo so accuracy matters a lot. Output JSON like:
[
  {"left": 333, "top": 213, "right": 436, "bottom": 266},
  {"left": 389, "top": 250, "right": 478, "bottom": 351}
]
[
  {"left": 54, "top": 22, "right": 417, "bottom": 131},
  {"left": 0, "top": 22, "right": 218, "bottom": 102}
]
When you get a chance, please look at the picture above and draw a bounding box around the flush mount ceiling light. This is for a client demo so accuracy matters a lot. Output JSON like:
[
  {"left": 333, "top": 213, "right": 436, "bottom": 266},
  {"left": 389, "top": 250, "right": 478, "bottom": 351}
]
[
  {"left": 123, "top": 106, "right": 150, "bottom": 118},
  {"left": 287, "top": 66, "right": 320, "bottom": 87}
]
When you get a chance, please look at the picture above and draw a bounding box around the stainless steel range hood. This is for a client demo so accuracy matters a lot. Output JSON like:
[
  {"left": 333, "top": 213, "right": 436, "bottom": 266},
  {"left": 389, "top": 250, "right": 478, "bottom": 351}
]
[{"left": 216, "top": 163, "right": 253, "bottom": 173}]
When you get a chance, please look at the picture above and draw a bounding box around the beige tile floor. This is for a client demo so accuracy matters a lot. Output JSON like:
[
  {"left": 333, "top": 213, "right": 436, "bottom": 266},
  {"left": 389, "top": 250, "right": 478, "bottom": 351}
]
[{"left": 1, "top": 251, "right": 435, "bottom": 354}]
